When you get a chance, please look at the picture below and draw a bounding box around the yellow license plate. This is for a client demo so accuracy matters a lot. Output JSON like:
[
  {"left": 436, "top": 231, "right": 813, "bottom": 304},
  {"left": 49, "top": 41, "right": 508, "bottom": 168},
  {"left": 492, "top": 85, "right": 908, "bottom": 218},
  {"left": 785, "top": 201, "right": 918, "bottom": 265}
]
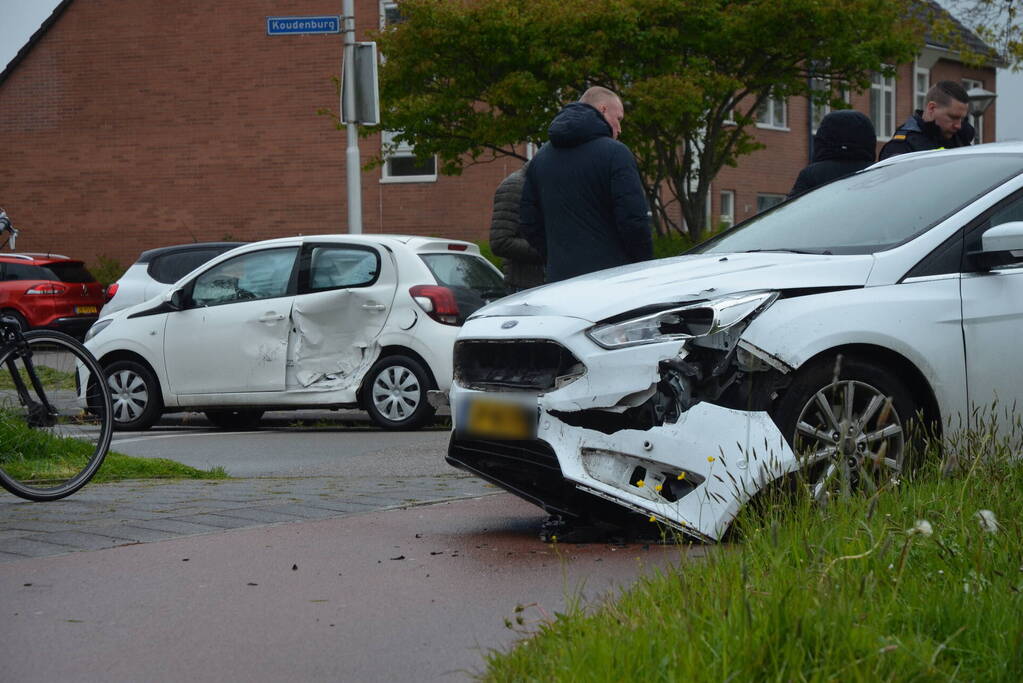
[
  {"left": 459, "top": 396, "right": 537, "bottom": 440},
  {"left": 76, "top": 306, "right": 98, "bottom": 315}
]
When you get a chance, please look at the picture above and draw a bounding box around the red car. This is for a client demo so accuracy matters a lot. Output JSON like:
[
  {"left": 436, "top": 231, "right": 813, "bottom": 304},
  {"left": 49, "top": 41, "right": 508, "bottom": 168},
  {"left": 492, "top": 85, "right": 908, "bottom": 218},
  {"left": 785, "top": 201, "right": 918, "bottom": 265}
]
[{"left": 0, "top": 252, "right": 105, "bottom": 338}]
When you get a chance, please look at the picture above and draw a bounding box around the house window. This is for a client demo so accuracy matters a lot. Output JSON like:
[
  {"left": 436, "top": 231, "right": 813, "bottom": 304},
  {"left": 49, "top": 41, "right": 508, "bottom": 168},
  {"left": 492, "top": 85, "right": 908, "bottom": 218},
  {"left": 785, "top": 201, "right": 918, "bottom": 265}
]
[
  {"left": 914, "top": 65, "right": 930, "bottom": 112},
  {"left": 870, "top": 69, "right": 896, "bottom": 139},
  {"left": 809, "top": 79, "right": 851, "bottom": 134},
  {"left": 962, "top": 78, "right": 984, "bottom": 143},
  {"left": 719, "top": 191, "right": 735, "bottom": 229},
  {"left": 381, "top": 130, "right": 437, "bottom": 182},
  {"left": 756, "top": 93, "right": 788, "bottom": 130},
  {"left": 756, "top": 194, "right": 785, "bottom": 214},
  {"left": 380, "top": 1, "right": 403, "bottom": 28}
]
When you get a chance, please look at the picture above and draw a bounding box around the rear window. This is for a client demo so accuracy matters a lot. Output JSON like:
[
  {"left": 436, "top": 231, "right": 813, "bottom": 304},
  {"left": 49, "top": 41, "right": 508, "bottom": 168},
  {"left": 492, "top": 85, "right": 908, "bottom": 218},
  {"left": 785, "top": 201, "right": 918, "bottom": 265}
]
[
  {"left": 149, "top": 248, "right": 234, "bottom": 284},
  {"left": 419, "top": 253, "right": 508, "bottom": 317},
  {"left": 46, "top": 262, "right": 95, "bottom": 283},
  {"left": 2, "top": 261, "right": 93, "bottom": 282}
]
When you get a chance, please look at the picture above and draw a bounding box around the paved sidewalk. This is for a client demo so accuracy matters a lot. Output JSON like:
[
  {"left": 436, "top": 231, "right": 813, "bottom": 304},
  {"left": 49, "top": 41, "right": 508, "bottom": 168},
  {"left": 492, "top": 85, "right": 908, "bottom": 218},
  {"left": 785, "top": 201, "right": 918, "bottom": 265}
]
[{"left": 0, "top": 472, "right": 496, "bottom": 562}]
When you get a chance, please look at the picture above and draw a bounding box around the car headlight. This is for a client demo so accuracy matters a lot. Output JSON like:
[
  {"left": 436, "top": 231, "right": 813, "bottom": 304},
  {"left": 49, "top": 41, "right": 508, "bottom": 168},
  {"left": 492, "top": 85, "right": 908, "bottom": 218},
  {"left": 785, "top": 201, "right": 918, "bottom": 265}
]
[
  {"left": 586, "top": 291, "right": 779, "bottom": 349},
  {"left": 84, "top": 318, "right": 113, "bottom": 342}
]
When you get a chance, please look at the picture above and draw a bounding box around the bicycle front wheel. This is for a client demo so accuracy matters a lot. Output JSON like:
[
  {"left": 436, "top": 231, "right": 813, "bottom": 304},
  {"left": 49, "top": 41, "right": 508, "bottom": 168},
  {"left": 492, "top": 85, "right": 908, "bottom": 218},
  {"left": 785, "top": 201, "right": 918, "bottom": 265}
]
[{"left": 0, "top": 331, "right": 113, "bottom": 501}]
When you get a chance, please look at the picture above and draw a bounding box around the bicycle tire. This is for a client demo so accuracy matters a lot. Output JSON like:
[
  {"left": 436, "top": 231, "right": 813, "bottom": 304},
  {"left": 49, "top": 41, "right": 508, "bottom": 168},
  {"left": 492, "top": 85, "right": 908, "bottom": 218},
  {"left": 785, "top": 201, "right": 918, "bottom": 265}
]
[{"left": 0, "top": 330, "right": 113, "bottom": 501}]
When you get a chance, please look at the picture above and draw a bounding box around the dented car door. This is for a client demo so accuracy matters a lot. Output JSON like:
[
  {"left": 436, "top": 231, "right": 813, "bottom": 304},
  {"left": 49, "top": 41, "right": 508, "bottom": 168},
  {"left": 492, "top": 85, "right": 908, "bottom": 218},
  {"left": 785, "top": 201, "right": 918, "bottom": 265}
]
[{"left": 286, "top": 242, "right": 398, "bottom": 397}]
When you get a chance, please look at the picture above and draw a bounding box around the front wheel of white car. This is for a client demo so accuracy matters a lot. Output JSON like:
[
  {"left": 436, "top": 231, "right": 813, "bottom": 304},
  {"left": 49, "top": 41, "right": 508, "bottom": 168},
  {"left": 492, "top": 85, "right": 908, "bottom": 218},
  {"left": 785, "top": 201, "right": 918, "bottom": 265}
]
[
  {"left": 772, "top": 355, "right": 920, "bottom": 504},
  {"left": 105, "top": 359, "right": 163, "bottom": 431},
  {"left": 362, "top": 354, "right": 435, "bottom": 430}
]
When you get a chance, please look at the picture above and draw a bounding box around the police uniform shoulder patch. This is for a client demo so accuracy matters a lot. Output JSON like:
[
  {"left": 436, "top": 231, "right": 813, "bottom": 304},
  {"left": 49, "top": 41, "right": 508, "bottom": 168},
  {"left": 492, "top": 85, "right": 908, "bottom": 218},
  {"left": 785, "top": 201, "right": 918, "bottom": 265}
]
[{"left": 892, "top": 134, "right": 907, "bottom": 140}]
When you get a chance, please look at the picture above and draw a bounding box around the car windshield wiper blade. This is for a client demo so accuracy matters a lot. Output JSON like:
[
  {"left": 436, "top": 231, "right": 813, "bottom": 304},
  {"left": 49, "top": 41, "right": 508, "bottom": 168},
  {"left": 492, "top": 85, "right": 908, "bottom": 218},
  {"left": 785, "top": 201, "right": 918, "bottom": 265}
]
[{"left": 743, "top": 248, "right": 825, "bottom": 255}]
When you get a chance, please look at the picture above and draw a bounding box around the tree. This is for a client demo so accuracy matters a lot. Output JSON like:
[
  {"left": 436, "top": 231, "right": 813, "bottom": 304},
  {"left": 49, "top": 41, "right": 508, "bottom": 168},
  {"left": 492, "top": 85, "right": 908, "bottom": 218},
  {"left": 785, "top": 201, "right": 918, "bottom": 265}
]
[
  {"left": 368, "top": 0, "right": 922, "bottom": 240},
  {"left": 939, "top": 1, "right": 1022, "bottom": 67}
]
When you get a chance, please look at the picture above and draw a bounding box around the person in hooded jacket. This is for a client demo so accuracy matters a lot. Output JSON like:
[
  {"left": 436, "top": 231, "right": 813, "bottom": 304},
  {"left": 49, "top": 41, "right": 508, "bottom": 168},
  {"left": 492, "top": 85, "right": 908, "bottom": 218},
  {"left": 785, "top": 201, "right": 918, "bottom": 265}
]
[
  {"left": 520, "top": 86, "right": 652, "bottom": 283},
  {"left": 489, "top": 162, "right": 545, "bottom": 291},
  {"left": 788, "top": 110, "right": 877, "bottom": 197}
]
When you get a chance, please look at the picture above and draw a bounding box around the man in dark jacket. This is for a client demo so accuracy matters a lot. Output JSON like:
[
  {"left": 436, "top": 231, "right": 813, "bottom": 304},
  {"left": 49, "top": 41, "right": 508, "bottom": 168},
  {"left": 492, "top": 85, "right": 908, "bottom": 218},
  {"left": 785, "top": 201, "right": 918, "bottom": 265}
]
[
  {"left": 789, "top": 110, "right": 876, "bottom": 197},
  {"left": 879, "top": 81, "right": 974, "bottom": 160},
  {"left": 489, "top": 163, "right": 545, "bottom": 290},
  {"left": 520, "top": 86, "right": 652, "bottom": 283}
]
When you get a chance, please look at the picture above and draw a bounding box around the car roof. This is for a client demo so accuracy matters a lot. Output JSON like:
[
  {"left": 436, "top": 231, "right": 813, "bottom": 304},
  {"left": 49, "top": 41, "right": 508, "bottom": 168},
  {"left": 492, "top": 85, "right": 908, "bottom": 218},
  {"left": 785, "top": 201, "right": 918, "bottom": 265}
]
[
  {"left": 0, "top": 252, "right": 78, "bottom": 265},
  {"left": 234, "top": 234, "right": 480, "bottom": 253},
  {"left": 134, "top": 242, "right": 247, "bottom": 264},
  {"left": 872, "top": 141, "right": 1023, "bottom": 168}
]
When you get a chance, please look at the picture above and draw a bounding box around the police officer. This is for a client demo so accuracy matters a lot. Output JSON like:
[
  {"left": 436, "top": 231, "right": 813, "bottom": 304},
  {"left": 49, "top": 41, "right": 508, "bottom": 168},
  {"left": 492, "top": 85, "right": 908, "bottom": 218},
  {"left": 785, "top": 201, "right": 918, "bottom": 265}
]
[{"left": 879, "top": 81, "right": 975, "bottom": 160}]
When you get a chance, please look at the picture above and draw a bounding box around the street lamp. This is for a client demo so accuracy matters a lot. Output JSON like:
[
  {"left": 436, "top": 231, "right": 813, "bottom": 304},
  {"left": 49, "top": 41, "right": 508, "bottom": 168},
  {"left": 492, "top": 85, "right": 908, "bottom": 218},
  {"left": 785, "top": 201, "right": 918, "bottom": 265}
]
[{"left": 966, "top": 86, "right": 997, "bottom": 144}]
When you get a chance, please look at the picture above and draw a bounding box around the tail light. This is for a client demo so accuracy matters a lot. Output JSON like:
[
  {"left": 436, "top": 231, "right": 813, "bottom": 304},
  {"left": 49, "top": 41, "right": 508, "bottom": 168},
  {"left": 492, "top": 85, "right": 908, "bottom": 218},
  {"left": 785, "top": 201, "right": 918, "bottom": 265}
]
[
  {"left": 25, "top": 283, "right": 67, "bottom": 295},
  {"left": 409, "top": 285, "right": 459, "bottom": 326},
  {"left": 105, "top": 283, "right": 119, "bottom": 302}
]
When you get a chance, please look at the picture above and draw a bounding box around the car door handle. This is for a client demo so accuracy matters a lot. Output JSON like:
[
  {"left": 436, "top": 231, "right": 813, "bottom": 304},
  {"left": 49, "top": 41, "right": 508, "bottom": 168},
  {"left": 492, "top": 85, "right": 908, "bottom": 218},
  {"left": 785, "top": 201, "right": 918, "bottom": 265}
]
[
  {"left": 258, "top": 313, "right": 286, "bottom": 322},
  {"left": 362, "top": 303, "right": 386, "bottom": 311}
]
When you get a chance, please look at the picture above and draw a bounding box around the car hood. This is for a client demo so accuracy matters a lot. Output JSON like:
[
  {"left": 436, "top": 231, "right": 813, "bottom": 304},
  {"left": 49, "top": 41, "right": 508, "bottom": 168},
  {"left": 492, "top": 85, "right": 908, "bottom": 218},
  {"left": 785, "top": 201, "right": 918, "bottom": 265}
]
[{"left": 472, "top": 252, "right": 876, "bottom": 323}]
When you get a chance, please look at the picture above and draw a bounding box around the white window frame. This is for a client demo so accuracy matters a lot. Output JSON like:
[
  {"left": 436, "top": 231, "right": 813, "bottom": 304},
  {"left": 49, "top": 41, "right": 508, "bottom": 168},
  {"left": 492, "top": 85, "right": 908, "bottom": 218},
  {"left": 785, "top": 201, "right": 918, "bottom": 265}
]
[
  {"left": 380, "top": 130, "right": 438, "bottom": 184},
  {"left": 756, "top": 93, "right": 788, "bottom": 130},
  {"left": 719, "top": 190, "right": 735, "bottom": 229},
  {"left": 962, "top": 78, "right": 984, "bottom": 143},
  {"left": 870, "top": 68, "right": 896, "bottom": 140},
  {"left": 809, "top": 79, "right": 852, "bottom": 134},
  {"left": 914, "top": 63, "right": 930, "bottom": 113},
  {"left": 380, "top": 1, "right": 401, "bottom": 28}
]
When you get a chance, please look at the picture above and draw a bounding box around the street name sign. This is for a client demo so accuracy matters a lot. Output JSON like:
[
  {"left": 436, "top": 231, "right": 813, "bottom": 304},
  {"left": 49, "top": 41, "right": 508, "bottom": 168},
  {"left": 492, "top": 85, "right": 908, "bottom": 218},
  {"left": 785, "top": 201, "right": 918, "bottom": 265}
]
[{"left": 266, "top": 16, "right": 341, "bottom": 35}]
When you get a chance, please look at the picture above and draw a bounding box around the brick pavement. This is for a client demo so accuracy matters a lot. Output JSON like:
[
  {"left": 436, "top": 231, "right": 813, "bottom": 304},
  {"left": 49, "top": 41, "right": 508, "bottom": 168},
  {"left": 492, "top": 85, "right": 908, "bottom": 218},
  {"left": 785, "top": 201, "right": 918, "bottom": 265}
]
[{"left": 0, "top": 472, "right": 497, "bottom": 562}]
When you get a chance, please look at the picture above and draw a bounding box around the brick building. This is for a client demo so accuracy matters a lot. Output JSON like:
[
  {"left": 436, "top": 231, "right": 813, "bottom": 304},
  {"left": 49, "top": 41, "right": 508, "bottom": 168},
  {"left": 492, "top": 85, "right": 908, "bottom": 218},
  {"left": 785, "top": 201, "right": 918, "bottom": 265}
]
[{"left": 0, "top": 0, "right": 999, "bottom": 267}]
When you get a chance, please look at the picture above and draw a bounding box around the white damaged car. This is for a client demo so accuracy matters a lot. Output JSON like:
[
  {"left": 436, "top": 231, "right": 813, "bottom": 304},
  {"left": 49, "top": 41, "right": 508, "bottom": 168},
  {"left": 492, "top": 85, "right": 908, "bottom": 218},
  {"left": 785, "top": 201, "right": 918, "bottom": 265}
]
[
  {"left": 447, "top": 144, "right": 1023, "bottom": 542},
  {"left": 85, "top": 235, "right": 506, "bottom": 431}
]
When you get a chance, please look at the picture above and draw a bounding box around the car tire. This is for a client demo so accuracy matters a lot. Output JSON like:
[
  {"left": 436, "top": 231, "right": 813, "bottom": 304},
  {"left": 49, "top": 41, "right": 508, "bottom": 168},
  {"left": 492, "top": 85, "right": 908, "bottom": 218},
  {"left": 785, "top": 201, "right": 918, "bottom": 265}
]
[
  {"left": 362, "top": 354, "right": 436, "bottom": 430},
  {"left": 105, "top": 359, "right": 163, "bottom": 431},
  {"left": 1, "top": 310, "right": 29, "bottom": 333},
  {"left": 204, "top": 409, "right": 264, "bottom": 430},
  {"left": 772, "top": 354, "right": 920, "bottom": 504}
]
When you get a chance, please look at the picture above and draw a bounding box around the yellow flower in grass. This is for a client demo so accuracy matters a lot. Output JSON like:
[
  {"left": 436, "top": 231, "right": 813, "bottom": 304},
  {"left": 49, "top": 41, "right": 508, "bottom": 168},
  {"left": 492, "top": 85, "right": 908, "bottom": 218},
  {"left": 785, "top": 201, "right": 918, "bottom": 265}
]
[
  {"left": 636, "top": 479, "right": 645, "bottom": 488},
  {"left": 654, "top": 484, "right": 662, "bottom": 492},
  {"left": 677, "top": 472, "right": 687, "bottom": 480},
  {"left": 707, "top": 456, "right": 716, "bottom": 463},
  {"left": 649, "top": 515, "right": 657, "bottom": 523}
]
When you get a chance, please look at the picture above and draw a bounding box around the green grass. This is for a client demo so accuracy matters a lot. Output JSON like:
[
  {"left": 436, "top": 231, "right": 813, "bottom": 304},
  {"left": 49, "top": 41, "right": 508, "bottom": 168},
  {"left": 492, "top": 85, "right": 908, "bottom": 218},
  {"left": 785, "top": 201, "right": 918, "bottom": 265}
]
[
  {"left": 1, "top": 412, "right": 227, "bottom": 485},
  {"left": 0, "top": 364, "right": 77, "bottom": 390},
  {"left": 483, "top": 437, "right": 1023, "bottom": 681}
]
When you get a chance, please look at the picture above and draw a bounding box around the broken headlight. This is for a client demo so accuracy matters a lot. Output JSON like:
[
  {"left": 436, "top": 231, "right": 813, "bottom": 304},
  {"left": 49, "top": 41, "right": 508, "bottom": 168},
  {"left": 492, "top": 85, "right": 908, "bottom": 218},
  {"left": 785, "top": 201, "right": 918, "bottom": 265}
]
[{"left": 586, "top": 291, "right": 779, "bottom": 349}]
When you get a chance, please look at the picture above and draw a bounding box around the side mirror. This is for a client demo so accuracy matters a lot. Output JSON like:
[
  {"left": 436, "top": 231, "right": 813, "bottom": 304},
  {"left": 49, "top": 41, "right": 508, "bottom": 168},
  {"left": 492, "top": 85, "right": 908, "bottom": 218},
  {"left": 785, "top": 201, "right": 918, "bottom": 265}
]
[
  {"left": 969, "top": 221, "right": 1023, "bottom": 270},
  {"left": 167, "top": 289, "right": 189, "bottom": 310}
]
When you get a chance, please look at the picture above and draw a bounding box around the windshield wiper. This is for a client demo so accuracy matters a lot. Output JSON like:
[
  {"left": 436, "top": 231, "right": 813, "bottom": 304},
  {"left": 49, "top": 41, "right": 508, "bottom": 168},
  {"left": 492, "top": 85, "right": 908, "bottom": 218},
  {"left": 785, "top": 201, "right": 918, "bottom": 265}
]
[{"left": 743, "top": 248, "right": 827, "bottom": 255}]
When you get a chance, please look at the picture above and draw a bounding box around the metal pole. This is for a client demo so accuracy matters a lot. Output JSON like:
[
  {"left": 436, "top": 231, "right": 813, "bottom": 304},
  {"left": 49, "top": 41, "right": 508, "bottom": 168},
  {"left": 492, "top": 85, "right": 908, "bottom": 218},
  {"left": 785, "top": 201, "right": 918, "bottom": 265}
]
[{"left": 342, "top": 0, "right": 362, "bottom": 233}]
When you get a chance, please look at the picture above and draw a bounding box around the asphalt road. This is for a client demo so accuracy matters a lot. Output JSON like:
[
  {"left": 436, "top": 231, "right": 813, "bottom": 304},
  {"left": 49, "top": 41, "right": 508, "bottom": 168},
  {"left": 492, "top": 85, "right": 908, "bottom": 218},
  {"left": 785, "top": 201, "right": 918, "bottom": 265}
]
[{"left": 1, "top": 412, "right": 701, "bottom": 681}]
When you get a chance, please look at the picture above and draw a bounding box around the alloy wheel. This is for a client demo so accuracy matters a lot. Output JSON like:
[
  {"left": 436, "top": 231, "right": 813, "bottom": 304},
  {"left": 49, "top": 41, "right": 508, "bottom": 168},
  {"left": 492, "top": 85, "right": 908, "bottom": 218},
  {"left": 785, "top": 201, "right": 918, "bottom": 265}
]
[{"left": 792, "top": 378, "right": 904, "bottom": 503}]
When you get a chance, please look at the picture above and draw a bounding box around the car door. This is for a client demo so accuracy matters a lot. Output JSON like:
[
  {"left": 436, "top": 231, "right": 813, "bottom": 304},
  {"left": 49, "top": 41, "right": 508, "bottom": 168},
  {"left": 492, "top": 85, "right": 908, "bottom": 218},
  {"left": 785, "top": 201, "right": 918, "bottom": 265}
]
[
  {"left": 286, "top": 242, "right": 397, "bottom": 392},
  {"left": 164, "top": 246, "right": 299, "bottom": 395},
  {"left": 961, "top": 189, "right": 1023, "bottom": 432}
]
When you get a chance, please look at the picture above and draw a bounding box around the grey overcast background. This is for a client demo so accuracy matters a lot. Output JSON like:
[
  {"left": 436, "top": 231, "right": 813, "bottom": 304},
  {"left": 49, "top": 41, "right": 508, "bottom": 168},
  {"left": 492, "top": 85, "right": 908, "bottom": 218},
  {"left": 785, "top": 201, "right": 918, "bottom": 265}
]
[{"left": 1, "top": 0, "right": 1021, "bottom": 138}]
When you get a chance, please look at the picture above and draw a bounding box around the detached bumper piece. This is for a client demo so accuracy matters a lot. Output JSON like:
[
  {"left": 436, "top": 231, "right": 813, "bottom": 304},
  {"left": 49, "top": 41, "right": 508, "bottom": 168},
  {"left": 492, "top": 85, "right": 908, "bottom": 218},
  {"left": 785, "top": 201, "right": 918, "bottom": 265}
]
[{"left": 447, "top": 437, "right": 657, "bottom": 535}]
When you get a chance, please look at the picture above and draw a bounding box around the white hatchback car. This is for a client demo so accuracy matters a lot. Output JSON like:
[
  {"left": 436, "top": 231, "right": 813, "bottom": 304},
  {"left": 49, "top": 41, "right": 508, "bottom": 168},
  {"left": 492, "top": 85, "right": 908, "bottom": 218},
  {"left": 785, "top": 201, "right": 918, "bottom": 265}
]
[
  {"left": 448, "top": 144, "right": 1023, "bottom": 542},
  {"left": 85, "top": 235, "right": 507, "bottom": 431}
]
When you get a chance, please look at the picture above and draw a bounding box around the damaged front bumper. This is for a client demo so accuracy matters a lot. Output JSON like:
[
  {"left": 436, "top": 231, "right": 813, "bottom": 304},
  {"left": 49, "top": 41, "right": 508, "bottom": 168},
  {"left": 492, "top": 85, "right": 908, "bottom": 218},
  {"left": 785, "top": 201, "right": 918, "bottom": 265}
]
[{"left": 447, "top": 314, "right": 800, "bottom": 542}]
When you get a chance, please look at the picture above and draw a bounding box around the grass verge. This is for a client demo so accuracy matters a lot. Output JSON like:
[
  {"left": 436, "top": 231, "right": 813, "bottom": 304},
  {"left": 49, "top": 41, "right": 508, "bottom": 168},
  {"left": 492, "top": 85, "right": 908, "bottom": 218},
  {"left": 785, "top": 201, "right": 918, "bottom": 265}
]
[
  {"left": 483, "top": 440, "right": 1023, "bottom": 681},
  {"left": 1, "top": 413, "right": 227, "bottom": 484}
]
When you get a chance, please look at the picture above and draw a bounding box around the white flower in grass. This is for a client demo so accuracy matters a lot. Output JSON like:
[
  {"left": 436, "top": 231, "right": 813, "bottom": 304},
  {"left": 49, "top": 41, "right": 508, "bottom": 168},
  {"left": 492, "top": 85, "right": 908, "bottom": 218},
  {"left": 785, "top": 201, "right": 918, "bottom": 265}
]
[
  {"left": 975, "top": 509, "right": 999, "bottom": 534},
  {"left": 909, "top": 519, "right": 933, "bottom": 537}
]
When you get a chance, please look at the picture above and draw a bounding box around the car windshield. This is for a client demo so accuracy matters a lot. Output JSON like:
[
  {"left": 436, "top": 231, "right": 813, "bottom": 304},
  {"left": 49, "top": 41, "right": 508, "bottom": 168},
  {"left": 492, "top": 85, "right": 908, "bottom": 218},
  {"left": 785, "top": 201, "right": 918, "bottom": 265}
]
[
  {"left": 419, "top": 253, "right": 509, "bottom": 318},
  {"left": 694, "top": 153, "right": 1023, "bottom": 256}
]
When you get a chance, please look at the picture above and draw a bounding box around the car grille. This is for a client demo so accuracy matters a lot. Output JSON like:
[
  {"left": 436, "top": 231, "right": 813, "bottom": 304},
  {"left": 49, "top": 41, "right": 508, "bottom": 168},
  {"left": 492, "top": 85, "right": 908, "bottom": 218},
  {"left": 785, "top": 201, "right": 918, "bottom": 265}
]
[{"left": 453, "top": 339, "right": 585, "bottom": 391}]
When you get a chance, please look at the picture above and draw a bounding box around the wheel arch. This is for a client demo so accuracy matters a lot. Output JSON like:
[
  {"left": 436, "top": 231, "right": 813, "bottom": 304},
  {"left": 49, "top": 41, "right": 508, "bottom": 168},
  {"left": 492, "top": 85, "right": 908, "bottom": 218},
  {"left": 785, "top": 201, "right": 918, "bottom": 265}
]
[
  {"left": 367, "top": 345, "right": 439, "bottom": 391},
  {"left": 783, "top": 343, "right": 943, "bottom": 435},
  {"left": 97, "top": 349, "right": 166, "bottom": 399}
]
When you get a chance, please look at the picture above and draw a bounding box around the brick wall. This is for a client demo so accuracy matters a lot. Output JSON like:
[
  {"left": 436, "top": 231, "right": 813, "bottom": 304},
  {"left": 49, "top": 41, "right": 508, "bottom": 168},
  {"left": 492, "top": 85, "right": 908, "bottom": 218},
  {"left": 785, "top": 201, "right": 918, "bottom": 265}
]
[{"left": 0, "top": 0, "right": 517, "bottom": 267}]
